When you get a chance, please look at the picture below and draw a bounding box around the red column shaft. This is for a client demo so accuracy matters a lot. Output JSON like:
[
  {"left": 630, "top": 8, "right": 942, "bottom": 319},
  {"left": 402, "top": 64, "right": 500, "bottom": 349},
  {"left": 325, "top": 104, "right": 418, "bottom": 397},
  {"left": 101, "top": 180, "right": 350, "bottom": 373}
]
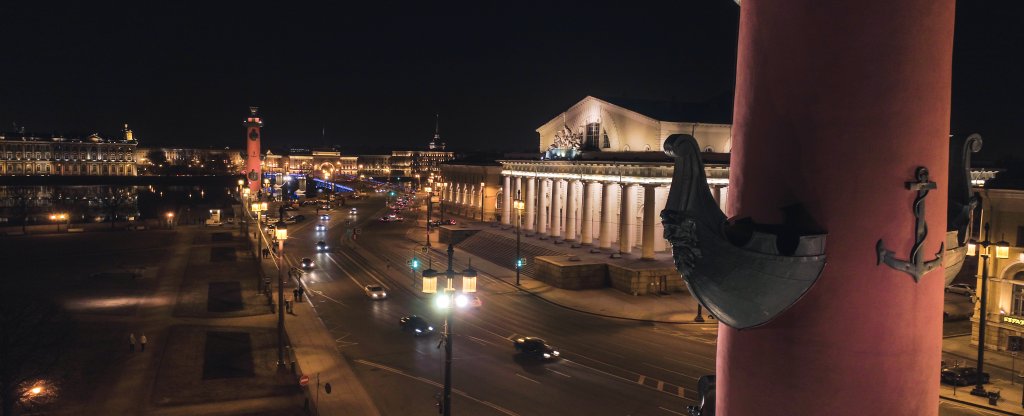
[
  {"left": 721, "top": 1, "right": 954, "bottom": 415},
  {"left": 247, "top": 126, "right": 261, "bottom": 193}
]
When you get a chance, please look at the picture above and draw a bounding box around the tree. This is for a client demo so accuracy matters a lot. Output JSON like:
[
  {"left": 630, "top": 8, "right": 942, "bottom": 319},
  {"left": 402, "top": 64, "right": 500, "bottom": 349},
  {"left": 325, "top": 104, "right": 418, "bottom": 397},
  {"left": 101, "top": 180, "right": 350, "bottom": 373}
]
[
  {"left": 0, "top": 291, "right": 73, "bottom": 416},
  {"left": 145, "top": 150, "right": 167, "bottom": 175},
  {"left": 100, "top": 187, "right": 135, "bottom": 229},
  {"left": 7, "top": 187, "right": 36, "bottom": 234}
]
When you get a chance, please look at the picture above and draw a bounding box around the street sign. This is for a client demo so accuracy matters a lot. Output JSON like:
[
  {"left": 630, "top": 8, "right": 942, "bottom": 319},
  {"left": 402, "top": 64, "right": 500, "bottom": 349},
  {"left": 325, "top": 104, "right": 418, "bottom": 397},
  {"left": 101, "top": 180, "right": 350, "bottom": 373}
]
[
  {"left": 299, "top": 375, "right": 310, "bottom": 386},
  {"left": 421, "top": 246, "right": 428, "bottom": 254},
  {"left": 354, "top": 228, "right": 362, "bottom": 235}
]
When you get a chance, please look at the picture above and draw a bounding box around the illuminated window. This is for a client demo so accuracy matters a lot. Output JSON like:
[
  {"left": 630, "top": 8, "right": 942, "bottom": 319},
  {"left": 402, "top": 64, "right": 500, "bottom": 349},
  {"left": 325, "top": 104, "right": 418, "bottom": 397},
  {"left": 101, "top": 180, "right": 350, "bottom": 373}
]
[
  {"left": 585, "top": 123, "right": 600, "bottom": 149},
  {"left": 1014, "top": 281, "right": 1024, "bottom": 316}
]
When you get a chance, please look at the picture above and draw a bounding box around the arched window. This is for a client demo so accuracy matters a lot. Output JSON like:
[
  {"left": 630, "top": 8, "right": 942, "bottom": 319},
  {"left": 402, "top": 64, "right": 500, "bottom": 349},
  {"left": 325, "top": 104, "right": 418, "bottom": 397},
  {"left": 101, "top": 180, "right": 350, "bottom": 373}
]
[
  {"left": 585, "top": 123, "right": 601, "bottom": 149},
  {"left": 1012, "top": 275, "right": 1024, "bottom": 316}
]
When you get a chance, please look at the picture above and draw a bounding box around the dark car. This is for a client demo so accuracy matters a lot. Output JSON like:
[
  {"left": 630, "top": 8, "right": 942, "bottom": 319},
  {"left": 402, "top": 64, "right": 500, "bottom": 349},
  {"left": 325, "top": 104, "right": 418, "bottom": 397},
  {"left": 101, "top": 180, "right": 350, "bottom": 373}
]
[
  {"left": 399, "top": 315, "right": 434, "bottom": 336},
  {"left": 287, "top": 214, "right": 305, "bottom": 223},
  {"left": 513, "top": 337, "right": 560, "bottom": 360},
  {"left": 940, "top": 367, "right": 990, "bottom": 386},
  {"left": 316, "top": 241, "right": 328, "bottom": 252},
  {"left": 300, "top": 257, "right": 315, "bottom": 269},
  {"left": 430, "top": 219, "right": 456, "bottom": 227}
]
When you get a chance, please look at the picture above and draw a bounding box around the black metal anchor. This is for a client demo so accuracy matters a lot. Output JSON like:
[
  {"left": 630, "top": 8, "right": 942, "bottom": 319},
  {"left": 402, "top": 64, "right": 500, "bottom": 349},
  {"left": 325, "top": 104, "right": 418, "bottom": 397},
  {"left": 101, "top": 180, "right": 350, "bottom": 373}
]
[{"left": 877, "top": 166, "right": 944, "bottom": 282}]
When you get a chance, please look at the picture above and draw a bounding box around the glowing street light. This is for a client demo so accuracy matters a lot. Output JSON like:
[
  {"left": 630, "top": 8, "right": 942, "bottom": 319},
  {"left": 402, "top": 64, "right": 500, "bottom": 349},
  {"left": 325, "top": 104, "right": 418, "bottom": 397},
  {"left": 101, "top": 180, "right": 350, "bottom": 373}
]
[
  {"left": 966, "top": 222, "right": 1012, "bottom": 398},
  {"left": 421, "top": 244, "right": 477, "bottom": 416},
  {"left": 274, "top": 216, "right": 288, "bottom": 367}
]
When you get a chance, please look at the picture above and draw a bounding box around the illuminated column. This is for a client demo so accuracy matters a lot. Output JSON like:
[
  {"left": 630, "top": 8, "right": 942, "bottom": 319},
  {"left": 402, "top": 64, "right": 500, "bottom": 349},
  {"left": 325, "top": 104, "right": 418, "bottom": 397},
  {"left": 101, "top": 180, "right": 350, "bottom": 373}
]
[
  {"left": 619, "top": 184, "right": 636, "bottom": 255},
  {"left": 550, "top": 179, "right": 562, "bottom": 239},
  {"left": 244, "top": 107, "right": 263, "bottom": 193},
  {"left": 502, "top": 175, "right": 512, "bottom": 225},
  {"left": 654, "top": 185, "right": 668, "bottom": 252},
  {"left": 525, "top": 177, "right": 536, "bottom": 233},
  {"left": 537, "top": 179, "right": 549, "bottom": 236},
  {"left": 565, "top": 179, "right": 579, "bottom": 242},
  {"left": 641, "top": 184, "right": 657, "bottom": 259},
  {"left": 718, "top": 2, "right": 953, "bottom": 415},
  {"left": 599, "top": 182, "right": 616, "bottom": 249},
  {"left": 711, "top": 185, "right": 722, "bottom": 209},
  {"left": 581, "top": 181, "right": 596, "bottom": 245}
]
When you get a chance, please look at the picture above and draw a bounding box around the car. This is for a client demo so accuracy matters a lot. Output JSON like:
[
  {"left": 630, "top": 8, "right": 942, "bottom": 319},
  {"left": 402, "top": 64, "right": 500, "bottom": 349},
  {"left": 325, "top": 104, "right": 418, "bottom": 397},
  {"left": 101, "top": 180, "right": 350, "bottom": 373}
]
[
  {"left": 316, "top": 241, "right": 329, "bottom": 252},
  {"left": 283, "top": 206, "right": 298, "bottom": 211},
  {"left": 399, "top": 315, "right": 434, "bottom": 335},
  {"left": 350, "top": 208, "right": 358, "bottom": 214},
  {"left": 364, "top": 284, "right": 387, "bottom": 299},
  {"left": 379, "top": 215, "right": 404, "bottom": 223},
  {"left": 320, "top": 214, "right": 330, "bottom": 221},
  {"left": 940, "top": 367, "right": 989, "bottom": 386},
  {"left": 300, "top": 257, "right": 315, "bottom": 269},
  {"left": 430, "top": 219, "right": 457, "bottom": 227},
  {"left": 315, "top": 224, "right": 327, "bottom": 232},
  {"left": 513, "top": 337, "right": 560, "bottom": 360},
  {"left": 945, "top": 283, "right": 976, "bottom": 298}
]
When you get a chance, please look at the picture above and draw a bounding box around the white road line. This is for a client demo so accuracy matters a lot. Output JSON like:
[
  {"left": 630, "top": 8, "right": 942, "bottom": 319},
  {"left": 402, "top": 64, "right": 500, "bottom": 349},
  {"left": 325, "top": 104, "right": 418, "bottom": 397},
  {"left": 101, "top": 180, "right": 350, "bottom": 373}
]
[
  {"left": 467, "top": 335, "right": 496, "bottom": 346},
  {"left": 561, "top": 359, "right": 691, "bottom": 402},
  {"left": 547, "top": 368, "right": 571, "bottom": 378},
  {"left": 337, "top": 249, "right": 392, "bottom": 287},
  {"left": 659, "top": 357, "right": 715, "bottom": 374},
  {"left": 643, "top": 362, "right": 701, "bottom": 380},
  {"left": 323, "top": 252, "right": 367, "bottom": 289},
  {"left": 354, "top": 359, "right": 520, "bottom": 416},
  {"left": 515, "top": 373, "right": 540, "bottom": 384},
  {"left": 638, "top": 375, "right": 647, "bottom": 384},
  {"left": 659, "top": 406, "right": 687, "bottom": 415}
]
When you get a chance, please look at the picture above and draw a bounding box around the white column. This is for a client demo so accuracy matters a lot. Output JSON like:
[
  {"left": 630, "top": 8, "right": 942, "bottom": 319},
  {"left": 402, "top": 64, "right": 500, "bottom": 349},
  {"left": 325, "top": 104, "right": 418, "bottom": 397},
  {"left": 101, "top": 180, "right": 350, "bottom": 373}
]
[
  {"left": 641, "top": 184, "right": 657, "bottom": 259},
  {"left": 711, "top": 185, "right": 722, "bottom": 206},
  {"left": 581, "top": 181, "right": 596, "bottom": 245},
  {"left": 654, "top": 185, "right": 668, "bottom": 252},
  {"left": 538, "top": 179, "right": 549, "bottom": 236},
  {"left": 525, "top": 177, "right": 536, "bottom": 232},
  {"left": 502, "top": 175, "right": 511, "bottom": 225},
  {"left": 565, "top": 180, "right": 579, "bottom": 242},
  {"left": 599, "top": 182, "right": 616, "bottom": 249},
  {"left": 515, "top": 176, "right": 523, "bottom": 202},
  {"left": 550, "top": 179, "right": 562, "bottom": 239},
  {"left": 619, "top": 184, "right": 636, "bottom": 254}
]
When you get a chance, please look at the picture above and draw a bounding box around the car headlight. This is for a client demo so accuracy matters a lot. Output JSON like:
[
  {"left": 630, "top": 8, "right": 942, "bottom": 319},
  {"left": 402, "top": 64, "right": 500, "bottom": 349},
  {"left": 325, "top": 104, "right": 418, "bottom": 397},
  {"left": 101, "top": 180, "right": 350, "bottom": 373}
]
[
  {"left": 372, "top": 294, "right": 378, "bottom": 298},
  {"left": 428, "top": 326, "right": 433, "bottom": 331},
  {"left": 553, "top": 351, "right": 560, "bottom": 356},
  {"left": 415, "top": 329, "right": 422, "bottom": 333},
  {"left": 543, "top": 353, "right": 551, "bottom": 359}
]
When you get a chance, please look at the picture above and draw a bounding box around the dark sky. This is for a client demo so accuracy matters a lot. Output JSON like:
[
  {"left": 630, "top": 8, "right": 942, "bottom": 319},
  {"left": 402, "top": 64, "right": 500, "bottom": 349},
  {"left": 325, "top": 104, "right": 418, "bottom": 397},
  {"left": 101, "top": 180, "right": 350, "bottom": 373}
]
[{"left": 0, "top": 2, "right": 1020, "bottom": 161}]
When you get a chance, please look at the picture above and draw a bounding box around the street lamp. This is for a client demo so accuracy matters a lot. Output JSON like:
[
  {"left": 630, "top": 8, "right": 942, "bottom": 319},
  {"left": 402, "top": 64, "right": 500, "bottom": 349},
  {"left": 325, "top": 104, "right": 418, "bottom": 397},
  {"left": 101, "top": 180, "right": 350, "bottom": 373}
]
[
  {"left": 480, "top": 182, "right": 485, "bottom": 222},
  {"left": 251, "top": 202, "right": 267, "bottom": 257},
  {"left": 49, "top": 213, "right": 67, "bottom": 232},
  {"left": 274, "top": 217, "right": 289, "bottom": 367},
  {"left": 967, "top": 222, "right": 1010, "bottom": 397},
  {"left": 425, "top": 186, "right": 433, "bottom": 247},
  {"left": 513, "top": 191, "right": 526, "bottom": 286},
  {"left": 420, "top": 244, "right": 477, "bottom": 416},
  {"left": 165, "top": 212, "right": 175, "bottom": 229}
]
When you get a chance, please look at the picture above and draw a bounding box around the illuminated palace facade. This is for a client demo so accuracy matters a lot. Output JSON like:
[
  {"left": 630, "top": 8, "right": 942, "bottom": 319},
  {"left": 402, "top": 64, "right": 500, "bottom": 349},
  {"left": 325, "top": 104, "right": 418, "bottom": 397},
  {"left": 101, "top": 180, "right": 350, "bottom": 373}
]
[
  {"left": 0, "top": 125, "right": 138, "bottom": 176},
  {"left": 441, "top": 96, "right": 732, "bottom": 259}
]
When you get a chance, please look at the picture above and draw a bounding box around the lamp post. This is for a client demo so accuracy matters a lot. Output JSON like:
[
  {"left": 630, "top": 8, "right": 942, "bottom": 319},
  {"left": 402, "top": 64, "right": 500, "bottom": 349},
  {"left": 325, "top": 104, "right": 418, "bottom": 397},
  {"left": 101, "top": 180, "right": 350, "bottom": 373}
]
[
  {"left": 251, "top": 202, "right": 267, "bottom": 257},
  {"left": 425, "top": 186, "right": 433, "bottom": 247},
  {"left": 480, "top": 182, "right": 485, "bottom": 222},
  {"left": 274, "top": 218, "right": 289, "bottom": 367},
  {"left": 513, "top": 191, "right": 526, "bottom": 286},
  {"left": 165, "top": 212, "right": 175, "bottom": 229},
  {"left": 967, "top": 222, "right": 1010, "bottom": 397},
  {"left": 49, "top": 213, "right": 67, "bottom": 233},
  {"left": 420, "top": 244, "right": 477, "bottom": 416}
]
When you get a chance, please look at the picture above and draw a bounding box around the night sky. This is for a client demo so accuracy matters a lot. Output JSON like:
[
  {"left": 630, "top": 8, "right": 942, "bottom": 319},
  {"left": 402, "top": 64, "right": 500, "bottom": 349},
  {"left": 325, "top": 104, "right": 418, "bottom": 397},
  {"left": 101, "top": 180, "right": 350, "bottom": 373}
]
[{"left": 0, "top": 2, "right": 1020, "bottom": 161}]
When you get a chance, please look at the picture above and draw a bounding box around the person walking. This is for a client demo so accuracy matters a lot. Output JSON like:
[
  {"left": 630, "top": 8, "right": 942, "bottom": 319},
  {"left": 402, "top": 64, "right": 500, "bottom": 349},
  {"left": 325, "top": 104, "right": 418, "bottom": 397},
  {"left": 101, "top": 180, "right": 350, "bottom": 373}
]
[
  {"left": 298, "top": 286, "right": 305, "bottom": 302},
  {"left": 140, "top": 334, "right": 148, "bottom": 352},
  {"left": 293, "top": 288, "right": 299, "bottom": 302},
  {"left": 129, "top": 333, "right": 136, "bottom": 352}
]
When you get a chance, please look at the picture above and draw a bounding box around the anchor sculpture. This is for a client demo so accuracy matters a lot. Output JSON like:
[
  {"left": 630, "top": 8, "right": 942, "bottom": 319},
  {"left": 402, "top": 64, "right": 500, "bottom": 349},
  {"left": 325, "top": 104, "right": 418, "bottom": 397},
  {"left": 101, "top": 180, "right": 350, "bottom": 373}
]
[
  {"left": 876, "top": 167, "right": 944, "bottom": 282},
  {"left": 660, "top": 134, "right": 828, "bottom": 330}
]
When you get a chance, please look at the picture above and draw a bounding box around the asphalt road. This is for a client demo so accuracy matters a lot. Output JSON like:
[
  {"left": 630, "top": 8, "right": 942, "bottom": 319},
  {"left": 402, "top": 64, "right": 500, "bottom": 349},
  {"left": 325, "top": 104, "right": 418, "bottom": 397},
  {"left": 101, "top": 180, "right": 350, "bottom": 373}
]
[{"left": 276, "top": 194, "right": 716, "bottom": 416}]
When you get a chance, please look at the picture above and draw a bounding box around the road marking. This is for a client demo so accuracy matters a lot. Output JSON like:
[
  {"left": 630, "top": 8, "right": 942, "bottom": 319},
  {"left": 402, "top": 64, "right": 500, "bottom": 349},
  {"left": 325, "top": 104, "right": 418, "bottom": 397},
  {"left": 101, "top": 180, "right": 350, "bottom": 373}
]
[
  {"left": 561, "top": 359, "right": 692, "bottom": 402},
  {"left": 638, "top": 375, "right": 647, "bottom": 385},
  {"left": 337, "top": 249, "right": 392, "bottom": 287},
  {"left": 644, "top": 362, "right": 704, "bottom": 379},
  {"left": 323, "top": 252, "right": 368, "bottom": 289},
  {"left": 657, "top": 380, "right": 665, "bottom": 390},
  {"left": 309, "top": 289, "right": 347, "bottom": 306},
  {"left": 515, "top": 373, "right": 540, "bottom": 384},
  {"left": 354, "top": 359, "right": 520, "bottom": 416},
  {"left": 547, "top": 368, "right": 571, "bottom": 378},
  {"left": 467, "top": 335, "right": 496, "bottom": 346},
  {"left": 659, "top": 406, "right": 687, "bottom": 415}
]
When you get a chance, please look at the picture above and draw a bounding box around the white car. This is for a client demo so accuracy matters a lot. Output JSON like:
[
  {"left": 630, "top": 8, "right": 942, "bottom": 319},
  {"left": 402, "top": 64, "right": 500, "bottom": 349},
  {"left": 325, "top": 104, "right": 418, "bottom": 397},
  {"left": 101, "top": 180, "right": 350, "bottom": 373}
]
[
  {"left": 364, "top": 284, "right": 388, "bottom": 299},
  {"left": 350, "top": 208, "right": 358, "bottom": 215},
  {"left": 945, "top": 283, "right": 975, "bottom": 298}
]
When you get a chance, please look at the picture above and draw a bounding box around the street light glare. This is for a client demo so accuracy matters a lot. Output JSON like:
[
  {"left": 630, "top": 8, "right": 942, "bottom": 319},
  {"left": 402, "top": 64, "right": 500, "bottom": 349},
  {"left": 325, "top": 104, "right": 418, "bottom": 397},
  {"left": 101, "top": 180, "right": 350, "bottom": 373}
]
[
  {"left": 29, "top": 386, "right": 43, "bottom": 395},
  {"left": 455, "top": 294, "right": 468, "bottom": 308},
  {"left": 435, "top": 294, "right": 451, "bottom": 309}
]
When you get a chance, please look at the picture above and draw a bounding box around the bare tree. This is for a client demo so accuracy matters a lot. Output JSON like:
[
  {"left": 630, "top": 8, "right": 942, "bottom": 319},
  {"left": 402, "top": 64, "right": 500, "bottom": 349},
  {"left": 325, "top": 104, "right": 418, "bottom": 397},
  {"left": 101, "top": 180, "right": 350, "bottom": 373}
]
[
  {"left": 7, "top": 187, "right": 36, "bottom": 234},
  {"left": 100, "top": 187, "right": 135, "bottom": 229},
  {"left": 0, "top": 292, "right": 73, "bottom": 416}
]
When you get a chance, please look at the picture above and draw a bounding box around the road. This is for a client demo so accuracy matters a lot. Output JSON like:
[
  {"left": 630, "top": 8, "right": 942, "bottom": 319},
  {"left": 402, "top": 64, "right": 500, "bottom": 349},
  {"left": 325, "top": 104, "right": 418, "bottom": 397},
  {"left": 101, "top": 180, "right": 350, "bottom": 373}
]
[{"left": 274, "top": 194, "right": 715, "bottom": 416}]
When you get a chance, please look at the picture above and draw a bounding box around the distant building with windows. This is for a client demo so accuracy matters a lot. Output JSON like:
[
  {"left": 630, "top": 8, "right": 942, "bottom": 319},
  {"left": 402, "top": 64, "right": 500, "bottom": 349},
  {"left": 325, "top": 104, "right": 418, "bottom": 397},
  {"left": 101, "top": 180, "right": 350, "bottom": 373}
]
[{"left": 0, "top": 124, "right": 138, "bottom": 176}]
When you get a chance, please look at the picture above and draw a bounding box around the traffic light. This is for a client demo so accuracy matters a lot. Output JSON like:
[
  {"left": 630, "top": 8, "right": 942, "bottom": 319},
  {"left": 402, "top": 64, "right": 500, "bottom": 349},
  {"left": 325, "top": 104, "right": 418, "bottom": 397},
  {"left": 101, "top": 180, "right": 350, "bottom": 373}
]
[
  {"left": 516, "top": 258, "right": 525, "bottom": 268},
  {"left": 411, "top": 257, "right": 420, "bottom": 269},
  {"left": 389, "top": 191, "right": 396, "bottom": 197}
]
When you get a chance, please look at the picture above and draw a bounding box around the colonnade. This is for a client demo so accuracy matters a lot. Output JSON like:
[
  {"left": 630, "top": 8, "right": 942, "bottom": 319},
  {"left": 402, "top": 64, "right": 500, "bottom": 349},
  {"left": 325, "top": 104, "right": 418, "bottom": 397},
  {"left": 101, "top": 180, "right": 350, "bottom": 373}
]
[
  {"left": 438, "top": 181, "right": 487, "bottom": 220},
  {"left": 497, "top": 174, "right": 728, "bottom": 259}
]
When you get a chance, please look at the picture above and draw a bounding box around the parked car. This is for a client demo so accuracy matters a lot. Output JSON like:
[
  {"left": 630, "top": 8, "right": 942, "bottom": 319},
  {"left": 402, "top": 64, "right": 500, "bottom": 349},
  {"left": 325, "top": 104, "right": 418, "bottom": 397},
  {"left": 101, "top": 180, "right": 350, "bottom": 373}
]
[
  {"left": 430, "top": 219, "right": 457, "bottom": 227},
  {"left": 316, "top": 241, "right": 329, "bottom": 252},
  {"left": 399, "top": 315, "right": 433, "bottom": 335},
  {"left": 940, "top": 367, "right": 989, "bottom": 386},
  {"left": 300, "top": 257, "right": 315, "bottom": 269},
  {"left": 513, "top": 337, "right": 560, "bottom": 360},
  {"left": 945, "top": 283, "right": 976, "bottom": 298}
]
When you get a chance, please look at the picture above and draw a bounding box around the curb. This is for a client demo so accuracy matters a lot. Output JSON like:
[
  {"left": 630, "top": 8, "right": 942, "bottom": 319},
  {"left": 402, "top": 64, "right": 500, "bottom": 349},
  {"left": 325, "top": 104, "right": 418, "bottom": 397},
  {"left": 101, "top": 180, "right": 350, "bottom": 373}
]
[{"left": 941, "top": 394, "right": 1022, "bottom": 415}]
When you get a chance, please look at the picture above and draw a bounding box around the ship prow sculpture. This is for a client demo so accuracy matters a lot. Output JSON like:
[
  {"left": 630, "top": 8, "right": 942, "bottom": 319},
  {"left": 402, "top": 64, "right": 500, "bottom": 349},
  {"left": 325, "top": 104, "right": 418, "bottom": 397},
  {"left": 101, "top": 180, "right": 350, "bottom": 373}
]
[{"left": 660, "top": 134, "right": 828, "bottom": 329}]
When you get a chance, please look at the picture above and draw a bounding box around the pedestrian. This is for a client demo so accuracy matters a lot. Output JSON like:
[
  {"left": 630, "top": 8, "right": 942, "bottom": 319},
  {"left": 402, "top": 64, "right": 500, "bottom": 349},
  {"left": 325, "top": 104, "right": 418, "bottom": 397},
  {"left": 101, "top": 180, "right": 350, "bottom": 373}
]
[
  {"left": 129, "top": 333, "right": 136, "bottom": 352},
  {"left": 298, "top": 286, "right": 305, "bottom": 302},
  {"left": 140, "top": 333, "right": 148, "bottom": 352},
  {"left": 293, "top": 288, "right": 299, "bottom": 301}
]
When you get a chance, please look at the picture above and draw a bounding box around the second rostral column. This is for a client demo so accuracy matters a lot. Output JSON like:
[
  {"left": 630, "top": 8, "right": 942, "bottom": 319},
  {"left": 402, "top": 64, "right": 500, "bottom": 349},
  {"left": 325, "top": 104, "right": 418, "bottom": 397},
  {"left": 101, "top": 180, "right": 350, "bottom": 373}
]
[
  {"left": 245, "top": 107, "right": 263, "bottom": 194},
  {"left": 719, "top": 1, "right": 953, "bottom": 415}
]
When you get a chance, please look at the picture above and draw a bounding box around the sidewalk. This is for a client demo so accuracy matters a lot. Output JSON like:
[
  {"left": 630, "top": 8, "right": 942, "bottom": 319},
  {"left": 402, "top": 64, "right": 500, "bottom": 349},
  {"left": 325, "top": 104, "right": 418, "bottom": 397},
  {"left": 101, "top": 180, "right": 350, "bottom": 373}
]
[{"left": 246, "top": 214, "right": 381, "bottom": 416}]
